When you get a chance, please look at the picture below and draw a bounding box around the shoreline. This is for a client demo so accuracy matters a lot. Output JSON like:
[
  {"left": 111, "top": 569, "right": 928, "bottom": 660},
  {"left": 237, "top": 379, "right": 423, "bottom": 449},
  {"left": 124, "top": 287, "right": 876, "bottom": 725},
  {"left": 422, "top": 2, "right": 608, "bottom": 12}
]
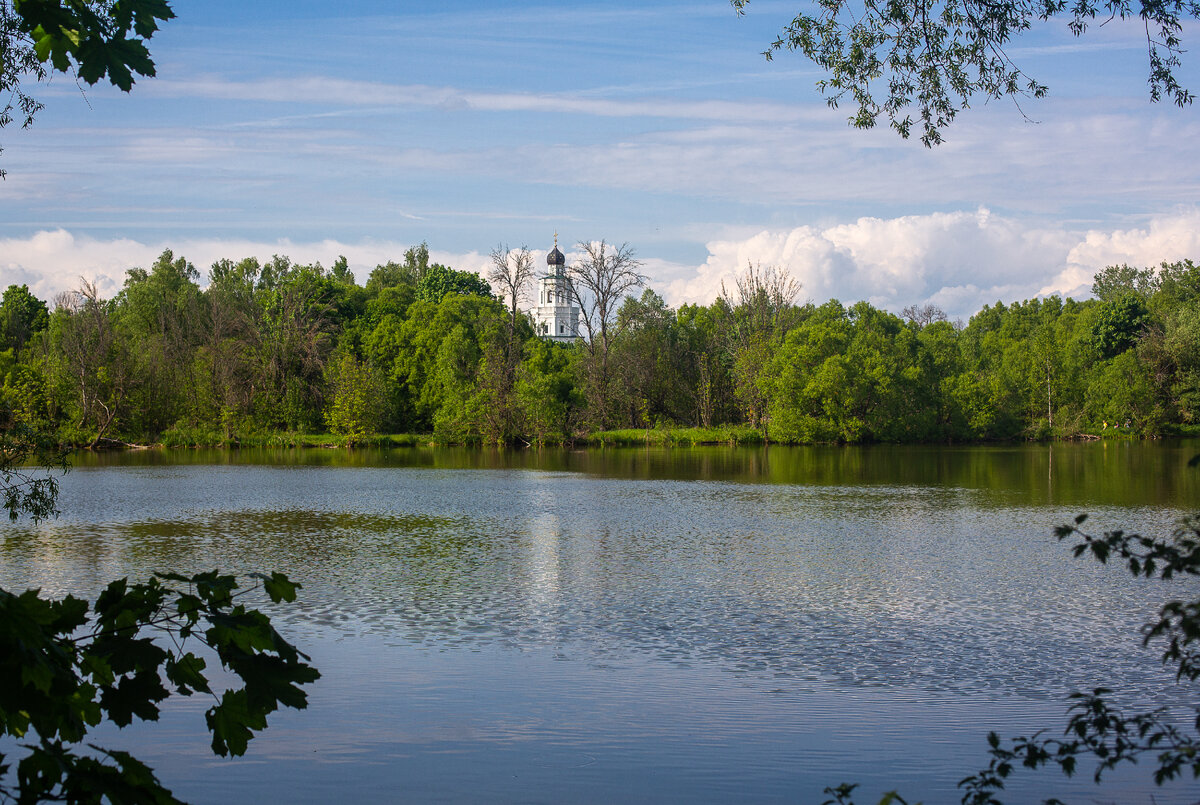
[{"left": 62, "top": 426, "right": 1168, "bottom": 452}]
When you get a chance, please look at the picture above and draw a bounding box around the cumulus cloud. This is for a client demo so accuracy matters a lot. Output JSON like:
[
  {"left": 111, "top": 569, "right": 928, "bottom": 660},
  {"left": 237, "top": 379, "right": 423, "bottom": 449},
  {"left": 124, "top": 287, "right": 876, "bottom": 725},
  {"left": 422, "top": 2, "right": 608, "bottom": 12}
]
[
  {"left": 665, "top": 208, "right": 1200, "bottom": 319},
  {"left": 0, "top": 230, "right": 491, "bottom": 304},
  {"left": 5, "top": 210, "right": 1200, "bottom": 319}
]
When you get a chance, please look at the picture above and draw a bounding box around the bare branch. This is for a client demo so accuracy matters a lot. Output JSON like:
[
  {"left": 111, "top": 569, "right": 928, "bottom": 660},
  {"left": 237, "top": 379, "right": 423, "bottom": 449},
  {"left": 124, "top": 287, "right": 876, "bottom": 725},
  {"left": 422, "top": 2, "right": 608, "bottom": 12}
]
[
  {"left": 567, "top": 240, "right": 647, "bottom": 354},
  {"left": 901, "top": 302, "right": 948, "bottom": 327},
  {"left": 565, "top": 240, "right": 646, "bottom": 427},
  {"left": 487, "top": 244, "right": 535, "bottom": 328}
]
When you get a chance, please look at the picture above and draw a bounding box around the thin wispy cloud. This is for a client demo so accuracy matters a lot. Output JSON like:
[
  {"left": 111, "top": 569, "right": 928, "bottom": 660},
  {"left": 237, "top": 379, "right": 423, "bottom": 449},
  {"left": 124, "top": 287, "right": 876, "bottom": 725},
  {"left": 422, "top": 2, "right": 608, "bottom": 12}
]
[
  {"left": 145, "top": 76, "right": 825, "bottom": 123},
  {"left": 2, "top": 2, "right": 1196, "bottom": 303}
]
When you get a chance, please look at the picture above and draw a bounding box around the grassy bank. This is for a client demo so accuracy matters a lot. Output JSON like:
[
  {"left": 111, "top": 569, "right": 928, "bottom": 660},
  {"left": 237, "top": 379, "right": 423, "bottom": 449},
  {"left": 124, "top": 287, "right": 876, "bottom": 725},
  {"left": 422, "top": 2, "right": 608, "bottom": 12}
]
[
  {"left": 584, "top": 426, "right": 765, "bottom": 447},
  {"left": 67, "top": 423, "right": 1163, "bottom": 450},
  {"left": 155, "top": 425, "right": 430, "bottom": 449},
  {"left": 81, "top": 425, "right": 768, "bottom": 450}
]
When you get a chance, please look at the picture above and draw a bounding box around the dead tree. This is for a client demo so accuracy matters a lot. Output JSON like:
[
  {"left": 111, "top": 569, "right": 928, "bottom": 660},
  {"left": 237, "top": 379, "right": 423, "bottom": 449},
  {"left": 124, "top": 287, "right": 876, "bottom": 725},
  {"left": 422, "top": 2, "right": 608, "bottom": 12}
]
[
  {"left": 487, "top": 244, "right": 535, "bottom": 333},
  {"left": 718, "top": 262, "right": 802, "bottom": 438},
  {"left": 901, "top": 302, "right": 948, "bottom": 327},
  {"left": 567, "top": 241, "right": 646, "bottom": 427}
]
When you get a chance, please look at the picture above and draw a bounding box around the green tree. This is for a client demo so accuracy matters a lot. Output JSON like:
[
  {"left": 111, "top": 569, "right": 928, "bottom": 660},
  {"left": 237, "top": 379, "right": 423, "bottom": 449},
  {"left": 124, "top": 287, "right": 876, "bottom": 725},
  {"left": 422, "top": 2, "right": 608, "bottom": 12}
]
[
  {"left": 1092, "top": 263, "right": 1158, "bottom": 303},
  {"left": 732, "top": 0, "right": 1199, "bottom": 146},
  {"left": 370, "top": 293, "right": 501, "bottom": 434},
  {"left": 415, "top": 263, "right": 492, "bottom": 304},
  {"left": 199, "top": 257, "right": 265, "bottom": 435},
  {"left": 0, "top": 283, "right": 49, "bottom": 351},
  {"left": 915, "top": 319, "right": 969, "bottom": 438},
  {"left": 1152, "top": 259, "right": 1200, "bottom": 315},
  {"left": 480, "top": 245, "right": 536, "bottom": 440},
  {"left": 0, "top": 346, "right": 51, "bottom": 428},
  {"left": 768, "top": 300, "right": 926, "bottom": 443},
  {"left": 474, "top": 306, "right": 534, "bottom": 444},
  {"left": 1140, "top": 302, "right": 1200, "bottom": 426},
  {"left": 256, "top": 262, "right": 338, "bottom": 431},
  {"left": 365, "top": 243, "right": 431, "bottom": 295},
  {"left": 674, "top": 302, "right": 736, "bottom": 428},
  {"left": 429, "top": 322, "right": 486, "bottom": 442},
  {"left": 116, "top": 250, "right": 207, "bottom": 437},
  {"left": 516, "top": 338, "right": 584, "bottom": 444},
  {"left": 47, "top": 280, "right": 136, "bottom": 448},
  {"left": 1084, "top": 348, "right": 1157, "bottom": 429},
  {"left": 324, "top": 352, "right": 385, "bottom": 443},
  {"left": 1091, "top": 292, "right": 1151, "bottom": 359},
  {"left": 719, "top": 263, "right": 803, "bottom": 438},
  {"left": 612, "top": 289, "right": 684, "bottom": 428}
]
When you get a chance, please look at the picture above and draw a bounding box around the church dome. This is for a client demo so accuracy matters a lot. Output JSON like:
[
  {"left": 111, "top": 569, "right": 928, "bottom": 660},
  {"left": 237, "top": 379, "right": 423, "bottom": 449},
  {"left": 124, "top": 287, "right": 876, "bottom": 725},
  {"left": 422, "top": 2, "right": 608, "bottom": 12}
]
[{"left": 547, "top": 245, "right": 565, "bottom": 267}]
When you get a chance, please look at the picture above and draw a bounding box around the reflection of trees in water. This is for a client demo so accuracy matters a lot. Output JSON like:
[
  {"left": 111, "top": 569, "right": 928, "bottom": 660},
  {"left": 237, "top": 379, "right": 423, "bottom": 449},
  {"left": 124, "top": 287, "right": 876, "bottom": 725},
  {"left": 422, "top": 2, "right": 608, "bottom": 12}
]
[
  {"left": 1, "top": 461, "right": 1185, "bottom": 708},
  {"left": 66, "top": 441, "right": 1200, "bottom": 507}
]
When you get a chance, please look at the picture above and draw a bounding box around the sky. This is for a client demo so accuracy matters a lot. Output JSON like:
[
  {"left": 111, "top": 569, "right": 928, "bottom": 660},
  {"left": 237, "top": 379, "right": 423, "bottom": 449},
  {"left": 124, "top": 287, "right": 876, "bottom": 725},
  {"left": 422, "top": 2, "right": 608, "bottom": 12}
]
[{"left": 1, "top": 0, "right": 1199, "bottom": 319}]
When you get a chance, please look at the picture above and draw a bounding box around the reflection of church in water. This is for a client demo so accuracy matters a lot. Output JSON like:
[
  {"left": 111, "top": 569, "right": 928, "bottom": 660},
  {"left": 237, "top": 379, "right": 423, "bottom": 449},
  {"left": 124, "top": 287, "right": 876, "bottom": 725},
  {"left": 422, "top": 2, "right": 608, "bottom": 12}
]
[{"left": 532, "top": 235, "right": 581, "bottom": 342}]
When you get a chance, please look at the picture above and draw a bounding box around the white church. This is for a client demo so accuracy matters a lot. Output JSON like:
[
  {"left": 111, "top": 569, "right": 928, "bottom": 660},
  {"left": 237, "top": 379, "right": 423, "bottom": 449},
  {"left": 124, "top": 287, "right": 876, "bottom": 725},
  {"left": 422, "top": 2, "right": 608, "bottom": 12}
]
[{"left": 532, "top": 236, "right": 581, "bottom": 341}]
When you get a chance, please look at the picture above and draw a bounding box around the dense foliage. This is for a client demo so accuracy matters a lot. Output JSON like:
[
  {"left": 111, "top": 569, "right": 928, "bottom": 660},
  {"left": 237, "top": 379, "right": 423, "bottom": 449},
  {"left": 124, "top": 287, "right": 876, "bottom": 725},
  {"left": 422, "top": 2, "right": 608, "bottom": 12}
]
[{"left": 3, "top": 251, "right": 1200, "bottom": 446}]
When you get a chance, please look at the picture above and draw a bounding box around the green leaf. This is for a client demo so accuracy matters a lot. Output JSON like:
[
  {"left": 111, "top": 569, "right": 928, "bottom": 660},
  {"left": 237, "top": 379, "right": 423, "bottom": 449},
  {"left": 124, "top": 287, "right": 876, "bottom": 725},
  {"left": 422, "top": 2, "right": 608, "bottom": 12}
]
[
  {"left": 254, "top": 571, "right": 299, "bottom": 603},
  {"left": 32, "top": 32, "right": 53, "bottom": 62},
  {"left": 164, "top": 653, "right": 210, "bottom": 695},
  {"left": 206, "top": 689, "right": 263, "bottom": 757}
]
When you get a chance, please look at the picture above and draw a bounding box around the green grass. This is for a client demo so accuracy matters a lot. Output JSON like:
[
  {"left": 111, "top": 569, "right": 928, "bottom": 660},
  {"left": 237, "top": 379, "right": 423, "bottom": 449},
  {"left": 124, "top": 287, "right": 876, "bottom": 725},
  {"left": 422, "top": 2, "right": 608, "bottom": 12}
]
[
  {"left": 586, "top": 425, "right": 765, "bottom": 447},
  {"left": 1153, "top": 423, "right": 1200, "bottom": 437},
  {"left": 143, "top": 427, "right": 433, "bottom": 450},
  {"left": 271, "top": 432, "right": 431, "bottom": 448}
]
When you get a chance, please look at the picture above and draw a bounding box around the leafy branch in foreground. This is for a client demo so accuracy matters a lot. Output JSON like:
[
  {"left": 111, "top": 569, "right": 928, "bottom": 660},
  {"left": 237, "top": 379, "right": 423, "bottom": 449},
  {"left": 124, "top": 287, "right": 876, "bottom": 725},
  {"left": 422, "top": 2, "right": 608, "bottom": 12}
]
[
  {"left": 0, "top": 423, "right": 67, "bottom": 522},
  {"left": 957, "top": 510, "right": 1200, "bottom": 803},
  {"left": 0, "top": 423, "right": 319, "bottom": 802},
  {"left": 1, "top": 0, "right": 175, "bottom": 177},
  {"left": 823, "top": 784, "right": 916, "bottom": 805},
  {"left": 732, "top": 0, "right": 1200, "bottom": 146},
  {"left": 0, "top": 570, "right": 320, "bottom": 804}
]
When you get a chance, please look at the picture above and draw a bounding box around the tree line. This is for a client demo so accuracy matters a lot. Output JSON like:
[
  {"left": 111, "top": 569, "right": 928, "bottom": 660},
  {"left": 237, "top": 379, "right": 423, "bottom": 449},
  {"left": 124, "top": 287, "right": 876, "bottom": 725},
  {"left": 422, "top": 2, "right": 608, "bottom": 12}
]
[{"left": 1, "top": 245, "right": 1198, "bottom": 446}]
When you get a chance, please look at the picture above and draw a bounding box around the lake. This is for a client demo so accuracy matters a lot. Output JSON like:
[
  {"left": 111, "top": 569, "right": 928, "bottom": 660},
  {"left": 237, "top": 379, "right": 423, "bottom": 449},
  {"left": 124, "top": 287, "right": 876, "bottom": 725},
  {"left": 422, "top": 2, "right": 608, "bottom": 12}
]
[{"left": 2, "top": 442, "right": 1199, "bottom": 803}]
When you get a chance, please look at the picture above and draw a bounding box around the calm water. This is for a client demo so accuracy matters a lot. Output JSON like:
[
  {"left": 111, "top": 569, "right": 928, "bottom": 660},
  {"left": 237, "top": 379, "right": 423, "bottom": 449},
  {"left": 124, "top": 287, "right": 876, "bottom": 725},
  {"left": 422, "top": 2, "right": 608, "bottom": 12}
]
[{"left": 2, "top": 442, "right": 1199, "bottom": 803}]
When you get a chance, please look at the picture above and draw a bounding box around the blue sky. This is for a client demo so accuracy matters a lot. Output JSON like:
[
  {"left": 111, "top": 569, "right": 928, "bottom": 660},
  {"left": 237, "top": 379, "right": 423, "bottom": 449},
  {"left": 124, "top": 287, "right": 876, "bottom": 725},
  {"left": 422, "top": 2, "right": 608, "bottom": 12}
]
[{"left": 2, "top": 1, "right": 1199, "bottom": 318}]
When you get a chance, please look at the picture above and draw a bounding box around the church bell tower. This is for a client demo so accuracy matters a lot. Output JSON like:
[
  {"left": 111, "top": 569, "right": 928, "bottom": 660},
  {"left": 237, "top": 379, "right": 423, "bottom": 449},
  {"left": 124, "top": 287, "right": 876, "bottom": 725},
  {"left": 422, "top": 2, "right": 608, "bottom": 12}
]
[{"left": 533, "top": 234, "right": 581, "bottom": 341}]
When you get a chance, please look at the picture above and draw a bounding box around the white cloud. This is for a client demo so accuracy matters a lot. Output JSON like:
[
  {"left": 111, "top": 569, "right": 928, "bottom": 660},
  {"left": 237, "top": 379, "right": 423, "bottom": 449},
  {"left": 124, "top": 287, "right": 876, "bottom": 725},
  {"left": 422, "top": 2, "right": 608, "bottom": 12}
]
[
  {"left": 0, "top": 230, "right": 491, "bottom": 303},
  {"left": 0, "top": 230, "right": 154, "bottom": 301},
  {"left": 665, "top": 208, "right": 1200, "bottom": 319},
  {"left": 147, "top": 76, "right": 823, "bottom": 124},
  {"left": 1064, "top": 211, "right": 1200, "bottom": 272},
  {"left": 5, "top": 210, "right": 1200, "bottom": 320}
]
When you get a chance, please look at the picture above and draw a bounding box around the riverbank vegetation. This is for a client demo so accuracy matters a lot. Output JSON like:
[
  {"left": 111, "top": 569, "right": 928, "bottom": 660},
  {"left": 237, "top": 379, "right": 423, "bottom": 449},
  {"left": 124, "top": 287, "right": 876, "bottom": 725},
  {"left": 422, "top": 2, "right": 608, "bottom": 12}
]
[{"left": 2, "top": 247, "right": 1199, "bottom": 448}]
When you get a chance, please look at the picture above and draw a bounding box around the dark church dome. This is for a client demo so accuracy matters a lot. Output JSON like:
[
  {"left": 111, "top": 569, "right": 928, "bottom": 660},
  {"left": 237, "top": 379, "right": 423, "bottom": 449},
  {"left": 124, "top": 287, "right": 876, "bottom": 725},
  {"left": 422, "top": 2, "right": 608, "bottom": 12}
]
[{"left": 547, "top": 245, "right": 565, "bottom": 267}]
